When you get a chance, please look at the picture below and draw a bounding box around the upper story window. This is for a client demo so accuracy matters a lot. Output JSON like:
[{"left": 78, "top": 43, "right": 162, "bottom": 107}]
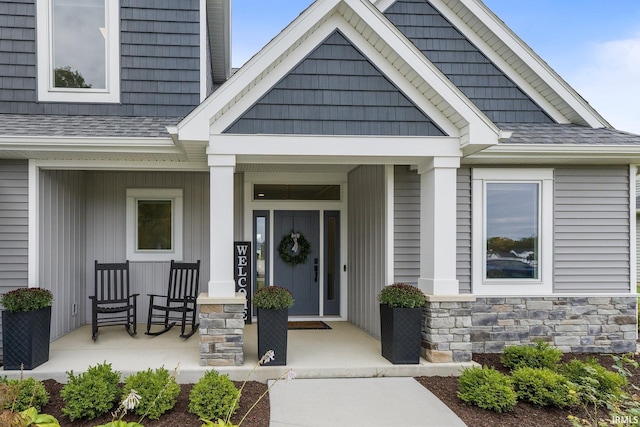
[
  {"left": 472, "top": 169, "right": 553, "bottom": 295},
  {"left": 37, "top": 0, "right": 120, "bottom": 103}
]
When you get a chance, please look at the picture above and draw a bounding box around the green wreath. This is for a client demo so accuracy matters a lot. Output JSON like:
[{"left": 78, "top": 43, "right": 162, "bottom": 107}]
[{"left": 278, "top": 231, "right": 311, "bottom": 266}]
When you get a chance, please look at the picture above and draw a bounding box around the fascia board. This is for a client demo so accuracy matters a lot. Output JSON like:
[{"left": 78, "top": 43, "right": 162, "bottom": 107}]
[
  {"left": 0, "top": 136, "right": 180, "bottom": 153},
  {"left": 207, "top": 134, "right": 462, "bottom": 158},
  {"left": 33, "top": 159, "right": 208, "bottom": 171},
  {"left": 441, "top": 0, "right": 610, "bottom": 128},
  {"left": 464, "top": 144, "right": 640, "bottom": 165}
]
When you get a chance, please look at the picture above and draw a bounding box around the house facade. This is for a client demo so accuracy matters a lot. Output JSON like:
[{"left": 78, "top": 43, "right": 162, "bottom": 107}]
[{"left": 1, "top": 0, "right": 639, "bottom": 364}]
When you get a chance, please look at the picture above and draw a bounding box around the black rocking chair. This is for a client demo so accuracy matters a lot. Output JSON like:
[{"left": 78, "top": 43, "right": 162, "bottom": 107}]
[
  {"left": 89, "top": 260, "right": 138, "bottom": 341},
  {"left": 146, "top": 260, "right": 200, "bottom": 339}
]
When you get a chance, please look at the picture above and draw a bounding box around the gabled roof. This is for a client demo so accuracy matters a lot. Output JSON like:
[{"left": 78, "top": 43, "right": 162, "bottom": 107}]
[
  {"left": 179, "top": 0, "right": 504, "bottom": 154},
  {"left": 498, "top": 123, "right": 640, "bottom": 145},
  {"left": 374, "top": 0, "right": 610, "bottom": 128}
]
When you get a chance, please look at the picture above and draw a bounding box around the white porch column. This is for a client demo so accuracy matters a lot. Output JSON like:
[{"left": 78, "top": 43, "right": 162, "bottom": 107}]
[
  {"left": 417, "top": 157, "right": 460, "bottom": 295},
  {"left": 208, "top": 154, "right": 236, "bottom": 297}
]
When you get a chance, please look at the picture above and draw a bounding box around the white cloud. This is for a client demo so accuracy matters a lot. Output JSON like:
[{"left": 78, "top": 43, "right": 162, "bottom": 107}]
[{"left": 568, "top": 33, "right": 640, "bottom": 134}]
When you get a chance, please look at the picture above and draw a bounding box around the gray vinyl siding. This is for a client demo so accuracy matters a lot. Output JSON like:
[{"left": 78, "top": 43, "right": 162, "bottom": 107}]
[
  {"left": 456, "top": 167, "right": 472, "bottom": 293},
  {"left": 0, "top": 0, "right": 200, "bottom": 117},
  {"left": 85, "top": 171, "right": 210, "bottom": 324},
  {"left": 0, "top": 160, "right": 28, "bottom": 355},
  {"left": 394, "top": 166, "right": 420, "bottom": 285},
  {"left": 348, "top": 165, "right": 386, "bottom": 338},
  {"left": 384, "top": 0, "right": 553, "bottom": 123},
  {"left": 39, "top": 170, "right": 85, "bottom": 340},
  {"left": 554, "top": 167, "right": 631, "bottom": 293},
  {"left": 225, "top": 31, "right": 445, "bottom": 136}
]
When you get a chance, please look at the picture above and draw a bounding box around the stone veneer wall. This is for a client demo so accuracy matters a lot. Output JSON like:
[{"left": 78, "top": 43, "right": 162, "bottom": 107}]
[
  {"left": 471, "top": 297, "right": 638, "bottom": 354},
  {"left": 422, "top": 298, "right": 474, "bottom": 363},
  {"left": 199, "top": 301, "right": 245, "bottom": 366}
]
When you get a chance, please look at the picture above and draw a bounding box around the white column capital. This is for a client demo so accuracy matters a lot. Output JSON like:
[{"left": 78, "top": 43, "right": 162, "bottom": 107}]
[
  {"left": 416, "top": 156, "right": 460, "bottom": 174},
  {"left": 207, "top": 154, "right": 236, "bottom": 167}
]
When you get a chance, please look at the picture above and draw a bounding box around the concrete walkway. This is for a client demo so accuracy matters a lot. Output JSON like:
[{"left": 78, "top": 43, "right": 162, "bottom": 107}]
[{"left": 269, "top": 377, "right": 467, "bottom": 427}]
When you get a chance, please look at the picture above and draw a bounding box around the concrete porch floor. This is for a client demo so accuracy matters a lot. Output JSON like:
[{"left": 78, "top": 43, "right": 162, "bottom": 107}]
[{"left": 1, "top": 322, "right": 475, "bottom": 383}]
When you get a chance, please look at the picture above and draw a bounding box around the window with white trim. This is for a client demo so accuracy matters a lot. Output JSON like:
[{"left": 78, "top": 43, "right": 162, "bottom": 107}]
[
  {"left": 37, "top": 0, "right": 120, "bottom": 103},
  {"left": 472, "top": 169, "right": 553, "bottom": 295},
  {"left": 126, "top": 189, "right": 183, "bottom": 261}
]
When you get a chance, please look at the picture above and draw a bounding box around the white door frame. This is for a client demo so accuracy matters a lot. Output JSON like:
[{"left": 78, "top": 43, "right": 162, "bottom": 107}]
[{"left": 243, "top": 172, "right": 348, "bottom": 321}]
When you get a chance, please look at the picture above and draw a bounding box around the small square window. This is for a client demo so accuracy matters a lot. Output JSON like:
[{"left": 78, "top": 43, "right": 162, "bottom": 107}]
[{"left": 126, "top": 189, "right": 183, "bottom": 261}]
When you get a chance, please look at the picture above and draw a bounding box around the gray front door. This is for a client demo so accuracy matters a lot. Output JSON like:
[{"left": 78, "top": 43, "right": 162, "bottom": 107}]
[{"left": 274, "top": 210, "right": 319, "bottom": 315}]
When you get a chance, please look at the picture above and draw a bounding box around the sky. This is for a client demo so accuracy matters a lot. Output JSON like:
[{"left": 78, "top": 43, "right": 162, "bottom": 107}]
[{"left": 232, "top": 0, "right": 640, "bottom": 134}]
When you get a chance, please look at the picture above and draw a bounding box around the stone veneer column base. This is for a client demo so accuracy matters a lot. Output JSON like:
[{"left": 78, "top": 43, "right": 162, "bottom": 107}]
[
  {"left": 197, "top": 292, "right": 246, "bottom": 366},
  {"left": 422, "top": 295, "right": 476, "bottom": 363}
]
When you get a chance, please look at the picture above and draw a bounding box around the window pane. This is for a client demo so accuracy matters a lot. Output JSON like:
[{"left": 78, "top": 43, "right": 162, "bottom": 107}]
[
  {"left": 52, "top": 0, "right": 106, "bottom": 89},
  {"left": 254, "top": 184, "right": 341, "bottom": 200},
  {"left": 486, "top": 183, "right": 539, "bottom": 279},
  {"left": 255, "top": 216, "right": 267, "bottom": 292},
  {"left": 137, "top": 200, "right": 172, "bottom": 250}
]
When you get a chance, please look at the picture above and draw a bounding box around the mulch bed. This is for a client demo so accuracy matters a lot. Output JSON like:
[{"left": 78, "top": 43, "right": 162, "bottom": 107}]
[
  {"left": 19, "top": 352, "right": 640, "bottom": 426},
  {"left": 418, "top": 352, "right": 640, "bottom": 427},
  {"left": 40, "top": 380, "right": 269, "bottom": 427}
]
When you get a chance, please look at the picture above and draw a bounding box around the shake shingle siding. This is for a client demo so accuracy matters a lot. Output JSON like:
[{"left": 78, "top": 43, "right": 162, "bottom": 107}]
[
  {"left": 225, "top": 31, "right": 446, "bottom": 136},
  {"left": 384, "top": 0, "right": 553, "bottom": 123},
  {"left": 554, "top": 168, "right": 631, "bottom": 293},
  {"left": 0, "top": 0, "right": 201, "bottom": 117}
]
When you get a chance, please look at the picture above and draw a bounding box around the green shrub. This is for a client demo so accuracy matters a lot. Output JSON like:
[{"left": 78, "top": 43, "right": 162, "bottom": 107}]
[
  {"left": 500, "top": 340, "right": 563, "bottom": 371},
  {"left": 511, "top": 367, "right": 578, "bottom": 408},
  {"left": 60, "top": 362, "right": 121, "bottom": 421},
  {"left": 253, "top": 286, "right": 294, "bottom": 310},
  {"left": 457, "top": 366, "right": 517, "bottom": 413},
  {"left": 122, "top": 367, "right": 180, "bottom": 420},
  {"left": 560, "top": 358, "right": 627, "bottom": 402},
  {"left": 0, "top": 377, "right": 49, "bottom": 412},
  {"left": 378, "top": 283, "right": 426, "bottom": 308},
  {"left": 0, "top": 288, "right": 53, "bottom": 312},
  {"left": 189, "top": 370, "right": 239, "bottom": 421}
]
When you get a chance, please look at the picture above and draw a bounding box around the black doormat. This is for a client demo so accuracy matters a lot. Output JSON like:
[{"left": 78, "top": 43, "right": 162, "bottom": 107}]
[{"left": 287, "top": 321, "right": 331, "bottom": 330}]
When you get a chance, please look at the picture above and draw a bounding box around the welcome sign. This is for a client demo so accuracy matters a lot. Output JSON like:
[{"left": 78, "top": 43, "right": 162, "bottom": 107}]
[{"left": 234, "top": 241, "right": 252, "bottom": 324}]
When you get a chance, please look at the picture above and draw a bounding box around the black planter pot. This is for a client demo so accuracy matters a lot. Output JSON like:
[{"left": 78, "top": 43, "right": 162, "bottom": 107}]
[
  {"left": 257, "top": 308, "right": 288, "bottom": 366},
  {"left": 2, "top": 306, "right": 52, "bottom": 370},
  {"left": 379, "top": 304, "right": 422, "bottom": 364}
]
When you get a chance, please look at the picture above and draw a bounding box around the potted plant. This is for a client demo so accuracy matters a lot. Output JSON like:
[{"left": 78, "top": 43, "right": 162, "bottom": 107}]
[
  {"left": 1, "top": 288, "right": 53, "bottom": 370},
  {"left": 254, "top": 286, "right": 294, "bottom": 366},
  {"left": 378, "top": 283, "right": 426, "bottom": 364}
]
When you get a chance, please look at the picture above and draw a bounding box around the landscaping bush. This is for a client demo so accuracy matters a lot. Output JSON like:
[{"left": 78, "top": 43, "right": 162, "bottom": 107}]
[
  {"left": 501, "top": 340, "right": 563, "bottom": 371},
  {"left": 511, "top": 367, "right": 578, "bottom": 408},
  {"left": 560, "top": 358, "right": 627, "bottom": 402},
  {"left": 189, "top": 370, "right": 240, "bottom": 421},
  {"left": 0, "top": 377, "right": 49, "bottom": 412},
  {"left": 122, "top": 367, "right": 180, "bottom": 420},
  {"left": 60, "top": 362, "right": 121, "bottom": 421},
  {"left": 458, "top": 366, "right": 517, "bottom": 413}
]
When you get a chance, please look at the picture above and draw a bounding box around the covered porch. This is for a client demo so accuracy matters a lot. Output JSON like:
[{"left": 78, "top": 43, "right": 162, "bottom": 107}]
[{"left": 0, "top": 322, "right": 473, "bottom": 383}]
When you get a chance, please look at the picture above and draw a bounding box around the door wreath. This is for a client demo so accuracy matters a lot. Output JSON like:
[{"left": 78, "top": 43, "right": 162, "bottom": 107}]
[{"left": 278, "top": 231, "right": 311, "bottom": 266}]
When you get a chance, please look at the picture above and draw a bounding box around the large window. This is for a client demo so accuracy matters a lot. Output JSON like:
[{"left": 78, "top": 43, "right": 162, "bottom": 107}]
[
  {"left": 472, "top": 169, "right": 553, "bottom": 295},
  {"left": 37, "top": 0, "right": 120, "bottom": 102},
  {"left": 126, "top": 189, "right": 183, "bottom": 261}
]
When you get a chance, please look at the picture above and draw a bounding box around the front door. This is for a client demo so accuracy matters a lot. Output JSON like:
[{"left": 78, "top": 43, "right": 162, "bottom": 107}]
[{"left": 273, "top": 210, "right": 319, "bottom": 315}]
